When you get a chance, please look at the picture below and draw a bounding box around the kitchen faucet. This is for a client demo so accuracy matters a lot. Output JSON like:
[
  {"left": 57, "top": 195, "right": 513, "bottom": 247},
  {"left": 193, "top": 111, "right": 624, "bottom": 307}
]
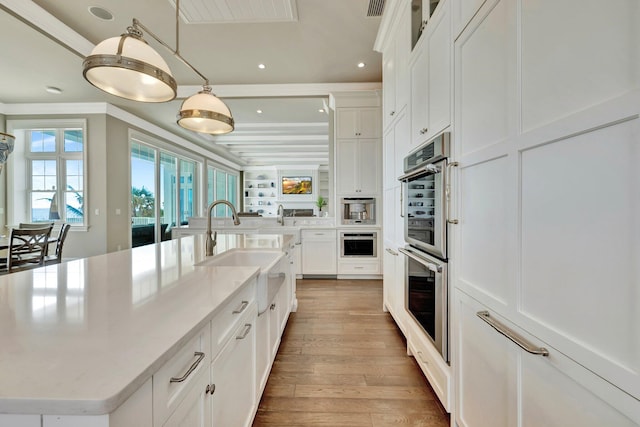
[
  {"left": 277, "top": 204, "right": 284, "bottom": 226},
  {"left": 206, "top": 200, "right": 240, "bottom": 256}
]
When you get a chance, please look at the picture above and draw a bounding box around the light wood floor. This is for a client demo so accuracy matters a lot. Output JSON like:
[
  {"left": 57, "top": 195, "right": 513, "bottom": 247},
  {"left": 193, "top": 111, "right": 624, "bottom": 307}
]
[{"left": 252, "top": 279, "right": 450, "bottom": 427}]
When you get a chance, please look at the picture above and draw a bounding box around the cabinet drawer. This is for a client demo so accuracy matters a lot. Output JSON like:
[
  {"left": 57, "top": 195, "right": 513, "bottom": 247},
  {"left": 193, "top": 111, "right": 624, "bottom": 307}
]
[
  {"left": 338, "top": 259, "right": 380, "bottom": 275},
  {"left": 211, "top": 279, "right": 256, "bottom": 358},
  {"left": 153, "top": 322, "right": 211, "bottom": 426},
  {"left": 301, "top": 229, "right": 336, "bottom": 240},
  {"left": 408, "top": 321, "right": 451, "bottom": 412}
]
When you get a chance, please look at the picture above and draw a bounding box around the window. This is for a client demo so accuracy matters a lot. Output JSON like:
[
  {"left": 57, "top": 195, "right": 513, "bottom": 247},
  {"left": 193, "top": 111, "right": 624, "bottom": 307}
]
[
  {"left": 26, "top": 126, "right": 85, "bottom": 226},
  {"left": 130, "top": 136, "right": 199, "bottom": 247},
  {"left": 207, "top": 165, "right": 239, "bottom": 217}
]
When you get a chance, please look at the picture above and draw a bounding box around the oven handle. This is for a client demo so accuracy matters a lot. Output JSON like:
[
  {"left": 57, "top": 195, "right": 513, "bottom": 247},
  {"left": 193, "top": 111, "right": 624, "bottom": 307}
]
[
  {"left": 398, "top": 163, "right": 441, "bottom": 182},
  {"left": 399, "top": 247, "right": 442, "bottom": 273},
  {"left": 446, "top": 161, "right": 459, "bottom": 225}
]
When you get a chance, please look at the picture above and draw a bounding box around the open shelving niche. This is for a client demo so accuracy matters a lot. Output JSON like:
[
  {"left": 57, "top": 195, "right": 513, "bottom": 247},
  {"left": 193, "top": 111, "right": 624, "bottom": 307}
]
[{"left": 242, "top": 167, "right": 330, "bottom": 217}]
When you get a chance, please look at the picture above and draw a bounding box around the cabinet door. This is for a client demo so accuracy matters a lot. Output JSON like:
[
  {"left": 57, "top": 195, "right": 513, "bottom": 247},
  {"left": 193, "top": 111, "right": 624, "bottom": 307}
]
[
  {"left": 357, "top": 139, "right": 380, "bottom": 195},
  {"left": 301, "top": 231, "right": 337, "bottom": 275},
  {"left": 335, "top": 139, "right": 359, "bottom": 194},
  {"left": 426, "top": 0, "right": 451, "bottom": 137},
  {"left": 358, "top": 108, "right": 381, "bottom": 139},
  {"left": 336, "top": 109, "right": 360, "bottom": 138},
  {"left": 211, "top": 317, "right": 257, "bottom": 427},
  {"left": 456, "top": 291, "right": 640, "bottom": 427},
  {"left": 410, "top": 46, "right": 429, "bottom": 147},
  {"left": 382, "top": 49, "right": 397, "bottom": 130},
  {"left": 163, "top": 372, "right": 212, "bottom": 427}
]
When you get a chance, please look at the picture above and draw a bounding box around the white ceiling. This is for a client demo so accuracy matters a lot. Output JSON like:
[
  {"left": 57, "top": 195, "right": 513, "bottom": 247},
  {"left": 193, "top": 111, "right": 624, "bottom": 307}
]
[{"left": 0, "top": 0, "right": 383, "bottom": 167}]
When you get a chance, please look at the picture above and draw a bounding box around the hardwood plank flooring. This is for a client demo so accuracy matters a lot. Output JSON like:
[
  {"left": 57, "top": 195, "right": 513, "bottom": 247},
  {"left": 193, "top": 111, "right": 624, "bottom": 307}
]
[{"left": 252, "top": 279, "right": 450, "bottom": 427}]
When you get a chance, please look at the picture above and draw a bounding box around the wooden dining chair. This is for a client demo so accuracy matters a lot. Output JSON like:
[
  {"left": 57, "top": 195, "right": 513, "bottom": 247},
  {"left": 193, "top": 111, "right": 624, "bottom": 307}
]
[
  {"left": 4, "top": 225, "right": 53, "bottom": 273},
  {"left": 44, "top": 223, "right": 71, "bottom": 266}
]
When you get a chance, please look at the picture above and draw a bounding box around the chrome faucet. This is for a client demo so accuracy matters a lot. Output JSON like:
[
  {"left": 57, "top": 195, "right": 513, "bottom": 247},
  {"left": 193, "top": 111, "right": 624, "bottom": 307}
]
[
  {"left": 206, "top": 200, "right": 240, "bottom": 256},
  {"left": 277, "top": 204, "right": 284, "bottom": 226}
]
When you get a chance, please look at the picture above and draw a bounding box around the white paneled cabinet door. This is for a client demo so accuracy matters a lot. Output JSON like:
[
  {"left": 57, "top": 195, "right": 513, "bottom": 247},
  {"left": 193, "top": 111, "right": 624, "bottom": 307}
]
[
  {"left": 456, "top": 291, "right": 640, "bottom": 427},
  {"left": 453, "top": 0, "right": 640, "bottom": 424},
  {"left": 357, "top": 139, "right": 380, "bottom": 194},
  {"left": 336, "top": 108, "right": 380, "bottom": 139},
  {"left": 163, "top": 372, "right": 212, "bottom": 427},
  {"left": 211, "top": 314, "right": 257, "bottom": 427},
  {"left": 336, "top": 140, "right": 358, "bottom": 194},
  {"left": 425, "top": 0, "right": 451, "bottom": 138},
  {"left": 409, "top": 44, "right": 428, "bottom": 147}
]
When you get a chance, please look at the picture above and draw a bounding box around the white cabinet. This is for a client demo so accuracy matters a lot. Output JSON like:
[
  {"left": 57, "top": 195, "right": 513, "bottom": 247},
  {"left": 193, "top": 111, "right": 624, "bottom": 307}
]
[
  {"left": 243, "top": 169, "right": 278, "bottom": 217},
  {"left": 452, "top": 1, "right": 640, "bottom": 423},
  {"left": 455, "top": 291, "right": 639, "bottom": 427},
  {"left": 211, "top": 304, "right": 257, "bottom": 427},
  {"left": 335, "top": 139, "right": 380, "bottom": 195},
  {"left": 335, "top": 108, "right": 381, "bottom": 139},
  {"left": 409, "top": 0, "right": 451, "bottom": 147},
  {"left": 301, "top": 229, "right": 336, "bottom": 275},
  {"left": 153, "top": 324, "right": 212, "bottom": 427},
  {"left": 382, "top": 3, "right": 410, "bottom": 130}
]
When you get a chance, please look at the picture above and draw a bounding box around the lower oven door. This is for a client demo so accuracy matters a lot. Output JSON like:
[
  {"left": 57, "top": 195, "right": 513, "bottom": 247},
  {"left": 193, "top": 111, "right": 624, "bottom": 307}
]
[{"left": 399, "top": 246, "right": 448, "bottom": 362}]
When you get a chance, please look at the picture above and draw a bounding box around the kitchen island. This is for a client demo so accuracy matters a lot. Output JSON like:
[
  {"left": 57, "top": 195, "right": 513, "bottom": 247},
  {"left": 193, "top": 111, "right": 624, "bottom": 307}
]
[{"left": 0, "top": 233, "right": 295, "bottom": 426}]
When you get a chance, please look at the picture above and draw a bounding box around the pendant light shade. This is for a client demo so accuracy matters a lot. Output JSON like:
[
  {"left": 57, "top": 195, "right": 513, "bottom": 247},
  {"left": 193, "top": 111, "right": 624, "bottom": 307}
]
[
  {"left": 82, "top": 31, "right": 177, "bottom": 102},
  {"left": 177, "top": 87, "right": 235, "bottom": 135}
]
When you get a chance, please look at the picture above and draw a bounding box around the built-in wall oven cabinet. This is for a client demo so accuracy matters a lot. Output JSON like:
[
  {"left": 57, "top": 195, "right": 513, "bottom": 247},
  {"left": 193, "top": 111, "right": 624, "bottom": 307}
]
[
  {"left": 398, "top": 132, "right": 452, "bottom": 261},
  {"left": 399, "top": 246, "right": 448, "bottom": 362}
]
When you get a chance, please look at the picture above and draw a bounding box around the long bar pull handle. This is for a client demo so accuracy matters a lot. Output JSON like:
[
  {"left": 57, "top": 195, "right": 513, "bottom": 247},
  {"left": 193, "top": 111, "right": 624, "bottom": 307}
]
[
  {"left": 446, "top": 161, "right": 459, "bottom": 225},
  {"left": 400, "top": 184, "right": 405, "bottom": 218},
  {"left": 476, "top": 311, "right": 549, "bottom": 356},
  {"left": 170, "top": 351, "right": 205, "bottom": 383},
  {"left": 232, "top": 300, "right": 249, "bottom": 314},
  {"left": 236, "top": 323, "right": 252, "bottom": 340},
  {"left": 385, "top": 248, "right": 399, "bottom": 256}
]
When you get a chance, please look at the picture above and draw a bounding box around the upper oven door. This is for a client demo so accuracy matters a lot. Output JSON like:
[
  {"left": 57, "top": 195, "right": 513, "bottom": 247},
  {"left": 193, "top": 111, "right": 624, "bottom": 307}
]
[{"left": 399, "top": 158, "right": 448, "bottom": 260}]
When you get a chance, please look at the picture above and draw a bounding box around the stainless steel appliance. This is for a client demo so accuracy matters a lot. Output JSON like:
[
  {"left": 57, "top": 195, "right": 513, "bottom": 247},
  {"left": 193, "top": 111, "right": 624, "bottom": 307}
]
[
  {"left": 341, "top": 198, "right": 376, "bottom": 225},
  {"left": 340, "top": 232, "right": 377, "bottom": 257},
  {"left": 398, "top": 132, "right": 453, "bottom": 260},
  {"left": 399, "top": 246, "right": 448, "bottom": 362}
]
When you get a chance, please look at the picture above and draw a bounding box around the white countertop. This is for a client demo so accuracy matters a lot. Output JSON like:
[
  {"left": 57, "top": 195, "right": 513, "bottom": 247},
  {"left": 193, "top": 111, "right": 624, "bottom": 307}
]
[{"left": 0, "top": 234, "right": 290, "bottom": 415}]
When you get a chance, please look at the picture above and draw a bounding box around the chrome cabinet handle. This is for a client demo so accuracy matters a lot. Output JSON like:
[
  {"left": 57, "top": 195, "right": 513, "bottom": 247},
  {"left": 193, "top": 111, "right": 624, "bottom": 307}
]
[
  {"left": 206, "top": 384, "right": 216, "bottom": 395},
  {"left": 170, "top": 351, "right": 205, "bottom": 383},
  {"left": 385, "top": 248, "right": 399, "bottom": 256},
  {"left": 476, "top": 311, "right": 549, "bottom": 356},
  {"left": 236, "top": 323, "right": 252, "bottom": 340},
  {"left": 400, "top": 184, "right": 405, "bottom": 218},
  {"left": 419, "top": 127, "right": 428, "bottom": 135},
  {"left": 270, "top": 303, "right": 276, "bottom": 311},
  {"left": 390, "top": 111, "right": 396, "bottom": 116},
  {"left": 232, "top": 300, "right": 249, "bottom": 314},
  {"left": 446, "top": 161, "right": 459, "bottom": 225}
]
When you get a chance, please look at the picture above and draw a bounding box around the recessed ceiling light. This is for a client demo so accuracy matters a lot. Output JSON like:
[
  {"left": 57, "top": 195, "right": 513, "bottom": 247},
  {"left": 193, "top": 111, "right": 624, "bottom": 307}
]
[
  {"left": 46, "top": 86, "right": 63, "bottom": 94},
  {"left": 256, "top": 109, "right": 263, "bottom": 114},
  {"left": 258, "top": 64, "right": 266, "bottom": 69},
  {"left": 357, "top": 62, "right": 366, "bottom": 68},
  {"left": 318, "top": 109, "right": 325, "bottom": 113},
  {"left": 88, "top": 6, "right": 114, "bottom": 21}
]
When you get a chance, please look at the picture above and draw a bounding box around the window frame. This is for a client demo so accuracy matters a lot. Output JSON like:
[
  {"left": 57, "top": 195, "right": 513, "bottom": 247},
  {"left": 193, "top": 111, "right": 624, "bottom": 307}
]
[{"left": 7, "top": 119, "right": 88, "bottom": 229}]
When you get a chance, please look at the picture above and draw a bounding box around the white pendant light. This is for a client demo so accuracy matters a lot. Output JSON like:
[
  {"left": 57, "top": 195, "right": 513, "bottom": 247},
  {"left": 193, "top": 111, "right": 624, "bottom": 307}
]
[
  {"left": 83, "top": 26, "right": 177, "bottom": 102},
  {"left": 82, "top": 0, "right": 234, "bottom": 135},
  {"left": 177, "top": 86, "right": 234, "bottom": 135}
]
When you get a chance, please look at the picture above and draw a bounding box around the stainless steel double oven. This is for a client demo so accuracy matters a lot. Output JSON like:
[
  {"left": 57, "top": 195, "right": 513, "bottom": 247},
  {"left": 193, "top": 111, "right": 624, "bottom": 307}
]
[{"left": 398, "top": 132, "right": 455, "bottom": 362}]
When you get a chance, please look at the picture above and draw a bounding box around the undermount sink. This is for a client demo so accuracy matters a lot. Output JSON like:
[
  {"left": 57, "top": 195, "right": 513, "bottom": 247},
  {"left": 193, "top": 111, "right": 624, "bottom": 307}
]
[{"left": 196, "top": 249, "right": 287, "bottom": 314}]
